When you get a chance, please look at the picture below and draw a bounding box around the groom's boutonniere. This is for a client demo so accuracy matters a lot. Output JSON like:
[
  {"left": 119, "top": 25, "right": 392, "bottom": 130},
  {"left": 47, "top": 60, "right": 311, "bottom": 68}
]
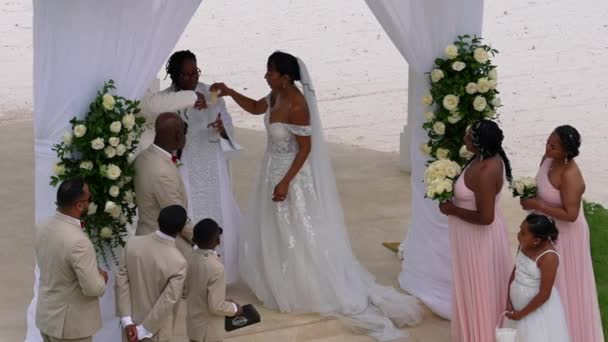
[{"left": 171, "top": 155, "right": 183, "bottom": 168}]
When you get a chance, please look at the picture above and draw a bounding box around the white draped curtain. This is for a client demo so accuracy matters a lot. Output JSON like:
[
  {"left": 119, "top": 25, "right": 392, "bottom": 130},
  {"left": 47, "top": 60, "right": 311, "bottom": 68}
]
[
  {"left": 27, "top": 1, "right": 201, "bottom": 341},
  {"left": 365, "top": 0, "right": 484, "bottom": 319}
]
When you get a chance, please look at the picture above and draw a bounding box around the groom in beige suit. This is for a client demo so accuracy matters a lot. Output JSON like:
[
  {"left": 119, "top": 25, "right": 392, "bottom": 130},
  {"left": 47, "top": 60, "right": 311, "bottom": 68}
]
[
  {"left": 115, "top": 205, "right": 189, "bottom": 342},
  {"left": 35, "top": 178, "right": 108, "bottom": 342},
  {"left": 134, "top": 112, "right": 194, "bottom": 259}
]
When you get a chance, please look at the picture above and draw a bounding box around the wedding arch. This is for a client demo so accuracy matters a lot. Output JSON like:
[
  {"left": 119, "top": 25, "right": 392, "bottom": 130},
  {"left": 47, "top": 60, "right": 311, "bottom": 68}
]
[{"left": 29, "top": 1, "right": 484, "bottom": 337}]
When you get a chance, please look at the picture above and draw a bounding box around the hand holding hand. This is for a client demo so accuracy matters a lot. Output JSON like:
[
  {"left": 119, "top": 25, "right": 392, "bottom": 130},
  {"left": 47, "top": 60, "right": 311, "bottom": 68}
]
[
  {"left": 125, "top": 324, "right": 138, "bottom": 342},
  {"left": 98, "top": 268, "right": 109, "bottom": 284}
]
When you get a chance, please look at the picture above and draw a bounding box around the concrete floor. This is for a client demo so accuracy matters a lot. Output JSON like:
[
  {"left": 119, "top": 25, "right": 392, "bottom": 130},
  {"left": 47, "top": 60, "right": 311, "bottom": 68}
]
[{"left": 0, "top": 120, "right": 524, "bottom": 341}]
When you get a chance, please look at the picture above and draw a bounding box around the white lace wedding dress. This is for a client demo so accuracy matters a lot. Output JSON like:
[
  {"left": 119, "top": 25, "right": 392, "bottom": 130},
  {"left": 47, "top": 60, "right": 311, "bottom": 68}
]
[{"left": 238, "top": 58, "right": 422, "bottom": 341}]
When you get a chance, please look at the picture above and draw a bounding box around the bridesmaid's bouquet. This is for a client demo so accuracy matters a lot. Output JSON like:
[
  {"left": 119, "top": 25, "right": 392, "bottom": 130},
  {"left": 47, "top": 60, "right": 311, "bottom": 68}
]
[
  {"left": 511, "top": 176, "right": 537, "bottom": 199},
  {"left": 424, "top": 159, "right": 462, "bottom": 202}
]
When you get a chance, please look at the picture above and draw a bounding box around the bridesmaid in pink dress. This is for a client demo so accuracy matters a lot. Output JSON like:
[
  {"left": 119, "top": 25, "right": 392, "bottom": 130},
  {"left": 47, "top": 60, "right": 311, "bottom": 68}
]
[
  {"left": 520, "top": 125, "right": 604, "bottom": 342},
  {"left": 439, "top": 120, "right": 514, "bottom": 342}
]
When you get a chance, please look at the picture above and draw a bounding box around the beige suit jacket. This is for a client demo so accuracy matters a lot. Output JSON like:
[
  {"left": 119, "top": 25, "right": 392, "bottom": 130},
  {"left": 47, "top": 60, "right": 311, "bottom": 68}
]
[
  {"left": 133, "top": 144, "right": 194, "bottom": 258},
  {"left": 115, "top": 233, "right": 187, "bottom": 341},
  {"left": 34, "top": 213, "right": 106, "bottom": 339},
  {"left": 184, "top": 249, "right": 237, "bottom": 342}
]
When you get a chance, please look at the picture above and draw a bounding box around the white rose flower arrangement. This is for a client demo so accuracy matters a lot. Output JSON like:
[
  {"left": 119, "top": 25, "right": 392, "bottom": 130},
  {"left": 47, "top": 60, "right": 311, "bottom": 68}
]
[
  {"left": 421, "top": 34, "right": 501, "bottom": 183},
  {"left": 511, "top": 176, "right": 537, "bottom": 199},
  {"left": 50, "top": 80, "right": 146, "bottom": 264},
  {"left": 423, "top": 159, "right": 462, "bottom": 202}
]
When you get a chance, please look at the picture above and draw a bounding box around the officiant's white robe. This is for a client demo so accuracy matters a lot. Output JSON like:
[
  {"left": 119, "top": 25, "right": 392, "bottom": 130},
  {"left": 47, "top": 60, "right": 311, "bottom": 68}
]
[{"left": 140, "top": 83, "right": 241, "bottom": 284}]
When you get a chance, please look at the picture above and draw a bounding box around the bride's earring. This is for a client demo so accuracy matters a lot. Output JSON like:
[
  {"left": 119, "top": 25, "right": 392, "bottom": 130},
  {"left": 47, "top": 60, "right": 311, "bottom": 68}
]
[{"left": 283, "top": 80, "right": 286, "bottom": 89}]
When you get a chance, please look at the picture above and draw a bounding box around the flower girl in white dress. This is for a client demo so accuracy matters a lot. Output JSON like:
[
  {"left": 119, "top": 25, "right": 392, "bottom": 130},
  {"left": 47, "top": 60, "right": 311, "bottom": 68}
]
[{"left": 505, "top": 213, "right": 570, "bottom": 342}]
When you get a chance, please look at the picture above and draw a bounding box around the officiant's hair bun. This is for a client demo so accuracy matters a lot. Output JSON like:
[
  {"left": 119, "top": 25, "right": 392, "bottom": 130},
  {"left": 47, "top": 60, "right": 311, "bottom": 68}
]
[
  {"left": 56, "top": 177, "right": 86, "bottom": 208},
  {"left": 554, "top": 125, "right": 581, "bottom": 160},
  {"left": 268, "top": 51, "right": 301, "bottom": 82},
  {"left": 166, "top": 50, "right": 197, "bottom": 84},
  {"left": 158, "top": 205, "right": 188, "bottom": 235},
  {"left": 525, "top": 213, "right": 558, "bottom": 242}
]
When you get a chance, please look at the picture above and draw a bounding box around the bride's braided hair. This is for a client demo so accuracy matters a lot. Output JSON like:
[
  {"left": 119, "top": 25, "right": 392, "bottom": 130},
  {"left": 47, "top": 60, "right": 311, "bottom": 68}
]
[
  {"left": 471, "top": 119, "right": 513, "bottom": 183},
  {"left": 165, "top": 50, "right": 197, "bottom": 85}
]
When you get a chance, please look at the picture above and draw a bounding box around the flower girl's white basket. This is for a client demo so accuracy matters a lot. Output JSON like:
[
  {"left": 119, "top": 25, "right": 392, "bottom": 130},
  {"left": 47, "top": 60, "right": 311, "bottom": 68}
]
[{"left": 496, "top": 311, "right": 518, "bottom": 342}]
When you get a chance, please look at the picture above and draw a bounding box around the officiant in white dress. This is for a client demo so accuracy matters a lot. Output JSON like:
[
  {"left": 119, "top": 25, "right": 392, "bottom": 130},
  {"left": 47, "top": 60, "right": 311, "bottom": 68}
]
[{"left": 140, "top": 50, "right": 241, "bottom": 283}]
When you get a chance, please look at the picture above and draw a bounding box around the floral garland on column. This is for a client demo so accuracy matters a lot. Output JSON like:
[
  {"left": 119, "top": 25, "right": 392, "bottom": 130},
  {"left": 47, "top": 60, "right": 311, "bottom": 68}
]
[
  {"left": 421, "top": 35, "right": 501, "bottom": 201},
  {"left": 50, "top": 80, "right": 146, "bottom": 263}
]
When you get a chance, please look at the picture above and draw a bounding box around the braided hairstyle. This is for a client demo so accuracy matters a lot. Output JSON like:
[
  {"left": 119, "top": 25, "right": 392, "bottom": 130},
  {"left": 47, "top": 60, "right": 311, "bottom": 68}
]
[
  {"left": 554, "top": 125, "right": 581, "bottom": 161},
  {"left": 267, "top": 51, "right": 301, "bottom": 83},
  {"left": 165, "top": 50, "right": 197, "bottom": 86},
  {"left": 470, "top": 119, "right": 513, "bottom": 182},
  {"left": 525, "top": 213, "right": 559, "bottom": 243}
]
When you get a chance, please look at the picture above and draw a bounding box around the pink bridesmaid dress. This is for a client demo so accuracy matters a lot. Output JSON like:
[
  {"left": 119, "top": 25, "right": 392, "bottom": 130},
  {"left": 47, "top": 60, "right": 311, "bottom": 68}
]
[
  {"left": 536, "top": 158, "right": 604, "bottom": 342},
  {"left": 449, "top": 165, "right": 513, "bottom": 342}
]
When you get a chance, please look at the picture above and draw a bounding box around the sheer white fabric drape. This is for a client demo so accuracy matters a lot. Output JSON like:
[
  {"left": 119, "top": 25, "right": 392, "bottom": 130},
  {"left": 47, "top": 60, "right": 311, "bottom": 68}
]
[
  {"left": 365, "top": 0, "right": 484, "bottom": 319},
  {"left": 27, "top": 1, "right": 201, "bottom": 341}
]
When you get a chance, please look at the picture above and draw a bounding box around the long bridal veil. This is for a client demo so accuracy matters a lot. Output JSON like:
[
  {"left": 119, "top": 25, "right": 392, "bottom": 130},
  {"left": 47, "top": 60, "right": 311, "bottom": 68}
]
[{"left": 294, "top": 56, "right": 422, "bottom": 340}]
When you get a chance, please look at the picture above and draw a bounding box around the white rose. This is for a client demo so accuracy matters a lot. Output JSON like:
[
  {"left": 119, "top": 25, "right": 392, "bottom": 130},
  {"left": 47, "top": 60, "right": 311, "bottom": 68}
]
[
  {"left": 421, "top": 94, "right": 433, "bottom": 106},
  {"left": 433, "top": 121, "right": 446, "bottom": 135},
  {"left": 91, "top": 137, "right": 105, "bottom": 150},
  {"left": 477, "top": 77, "right": 491, "bottom": 93},
  {"left": 447, "top": 111, "right": 462, "bottom": 124},
  {"left": 445, "top": 44, "right": 459, "bottom": 59},
  {"left": 473, "top": 96, "right": 488, "bottom": 111},
  {"left": 102, "top": 93, "right": 116, "bottom": 110},
  {"left": 445, "top": 164, "right": 461, "bottom": 178},
  {"left": 108, "top": 137, "right": 120, "bottom": 147},
  {"left": 430, "top": 69, "right": 445, "bottom": 83},
  {"left": 127, "top": 153, "right": 136, "bottom": 164},
  {"left": 123, "top": 190, "right": 135, "bottom": 205},
  {"left": 459, "top": 145, "right": 474, "bottom": 159},
  {"left": 523, "top": 177, "right": 536, "bottom": 188},
  {"left": 452, "top": 61, "right": 466, "bottom": 72},
  {"left": 484, "top": 109, "right": 496, "bottom": 118},
  {"left": 100, "top": 227, "right": 113, "bottom": 239},
  {"left": 119, "top": 214, "right": 128, "bottom": 225},
  {"left": 73, "top": 124, "right": 87, "bottom": 138},
  {"left": 106, "top": 164, "right": 122, "bottom": 180},
  {"left": 122, "top": 113, "right": 136, "bottom": 131},
  {"left": 109, "top": 185, "right": 120, "bottom": 197},
  {"left": 513, "top": 180, "right": 525, "bottom": 195},
  {"left": 442, "top": 94, "right": 460, "bottom": 111},
  {"left": 53, "top": 163, "right": 65, "bottom": 176},
  {"left": 488, "top": 68, "right": 498, "bottom": 80},
  {"left": 426, "top": 188, "right": 437, "bottom": 199},
  {"left": 424, "top": 111, "right": 435, "bottom": 123},
  {"left": 79, "top": 161, "right": 93, "bottom": 171},
  {"left": 110, "top": 121, "right": 122, "bottom": 133},
  {"left": 124, "top": 176, "right": 132, "bottom": 183},
  {"left": 63, "top": 132, "right": 73, "bottom": 146},
  {"left": 104, "top": 146, "right": 116, "bottom": 158},
  {"left": 473, "top": 47, "right": 489, "bottom": 63},
  {"left": 127, "top": 132, "right": 137, "bottom": 143},
  {"left": 489, "top": 79, "right": 497, "bottom": 90},
  {"left": 436, "top": 148, "right": 450, "bottom": 160},
  {"left": 88, "top": 202, "right": 97, "bottom": 215},
  {"left": 115, "top": 144, "right": 127, "bottom": 156},
  {"left": 491, "top": 97, "right": 502, "bottom": 107},
  {"left": 104, "top": 201, "right": 122, "bottom": 218},
  {"left": 465, "top": 82, "right": 478, "bottom": 95},
  {"left": 420, "top": 143, "right": 432, "bottom": 156}
]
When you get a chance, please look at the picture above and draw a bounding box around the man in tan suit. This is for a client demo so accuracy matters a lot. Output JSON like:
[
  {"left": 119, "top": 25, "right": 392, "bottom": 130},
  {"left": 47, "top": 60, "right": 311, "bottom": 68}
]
[
  {"left": 115, "top": 205, "right": 189, "bottom": 342},
  {"left": 35, "top": 178, "right": 108, "bottom": 342},
  {"left": 134, "top": 112, "right": 194, "bottom": 258},
  {"left": 185, "top": 218, "right": 241, "bottom": 342}
]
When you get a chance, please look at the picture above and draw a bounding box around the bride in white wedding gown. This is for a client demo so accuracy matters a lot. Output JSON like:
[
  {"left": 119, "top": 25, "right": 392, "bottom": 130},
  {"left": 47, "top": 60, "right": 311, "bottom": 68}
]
[{"left": 211, "top": 52, "right": 422, "bottom": 341}]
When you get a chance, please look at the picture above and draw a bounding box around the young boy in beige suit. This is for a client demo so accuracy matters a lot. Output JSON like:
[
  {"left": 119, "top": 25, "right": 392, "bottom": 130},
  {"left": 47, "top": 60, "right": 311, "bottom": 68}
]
[{"left": 185, "top": 219, "right": 242, "bottom": 342}]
